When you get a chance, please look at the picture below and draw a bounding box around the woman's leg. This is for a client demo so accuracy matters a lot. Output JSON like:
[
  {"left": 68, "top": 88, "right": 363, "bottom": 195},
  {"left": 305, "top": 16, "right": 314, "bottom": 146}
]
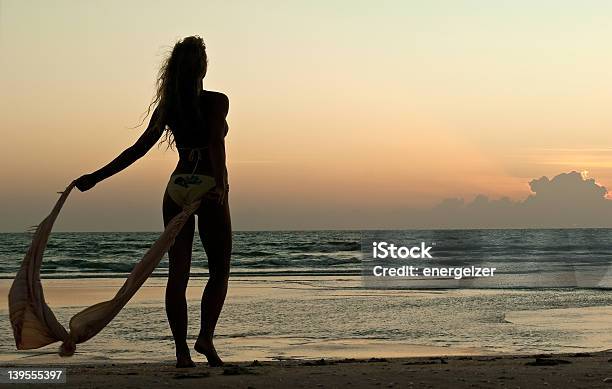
[
  {"left": 194, "top": 197, "right": 232, "bottom": 366},
  {"left": 163, "top": 190, "right": 196, "bottom": 368}
]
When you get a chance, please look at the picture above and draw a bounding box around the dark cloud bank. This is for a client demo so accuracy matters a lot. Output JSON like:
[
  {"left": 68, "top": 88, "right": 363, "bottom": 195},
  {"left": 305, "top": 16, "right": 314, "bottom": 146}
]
[
  {"left": 236, "top": 171, "right": 612, "bottom": 230},
  {"left": 419, "top": 171, "right": 612, "bottom": 229}
]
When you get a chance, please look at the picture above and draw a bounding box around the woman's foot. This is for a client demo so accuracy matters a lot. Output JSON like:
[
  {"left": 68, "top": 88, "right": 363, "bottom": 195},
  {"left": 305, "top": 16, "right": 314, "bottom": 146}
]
[
  {"left": 176, "top": 355, "right": 196, "bottom": 368},
  {"left": 194, "top": 337, "right": 224, "bottom": 367},
  {"left": 176, "top": 346, "right": 196, "bottom": 368}
]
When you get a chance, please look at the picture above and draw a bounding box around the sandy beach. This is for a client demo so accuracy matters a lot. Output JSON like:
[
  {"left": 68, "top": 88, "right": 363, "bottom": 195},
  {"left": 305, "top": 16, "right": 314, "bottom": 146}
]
[
  {"left": 2, "top": 276, "right": 612, "bottom": 388},
  {"left": 2, "top": 352, "right": 611, "bottom": 388},
  {"left": 3, "top": 277, "right": 612, "bottom": 363}
]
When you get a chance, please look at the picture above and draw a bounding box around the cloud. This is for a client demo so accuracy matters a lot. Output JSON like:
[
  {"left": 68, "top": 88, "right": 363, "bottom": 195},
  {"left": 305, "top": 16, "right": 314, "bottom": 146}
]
[
  {"left": 233, "top": 171, "right": 612, "bottom": 230},
  {"left": 422, "top": 171, "right": 612, "bottom": 228}
]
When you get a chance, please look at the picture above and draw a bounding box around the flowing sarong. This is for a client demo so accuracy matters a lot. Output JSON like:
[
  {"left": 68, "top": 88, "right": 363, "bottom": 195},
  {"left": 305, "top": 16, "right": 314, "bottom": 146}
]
[{"left": 8, "top": 181, "right": 201, "bottom": 356}]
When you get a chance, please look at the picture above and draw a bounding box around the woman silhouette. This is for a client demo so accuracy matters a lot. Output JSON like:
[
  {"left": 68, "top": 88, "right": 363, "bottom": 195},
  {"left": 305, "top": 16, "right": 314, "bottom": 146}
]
[{"left": 75, "top": 36, "right": 231, "bottom": 368}]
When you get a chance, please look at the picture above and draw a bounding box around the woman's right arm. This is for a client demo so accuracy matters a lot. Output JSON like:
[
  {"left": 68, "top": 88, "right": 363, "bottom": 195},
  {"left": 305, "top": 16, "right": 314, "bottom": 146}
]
[
  {"left": 207, "top": 94, "right": 230, "bottom": 204},
  {"left": 75, "top": 108, "right": 163, "bottom": 191}
]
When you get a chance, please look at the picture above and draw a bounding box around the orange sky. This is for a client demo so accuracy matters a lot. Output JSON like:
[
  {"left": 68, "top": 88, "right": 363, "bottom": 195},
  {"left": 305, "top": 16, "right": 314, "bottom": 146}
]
[{"left": 2, "top": 0, "right": 612, "bottom": 231}]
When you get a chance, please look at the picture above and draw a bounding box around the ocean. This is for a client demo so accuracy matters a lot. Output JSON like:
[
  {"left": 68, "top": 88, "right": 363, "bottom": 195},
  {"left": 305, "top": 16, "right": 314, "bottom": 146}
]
[
  {"left": 1, "top": 229, "right": 611, "bottom": 284},
  {"left": 0, "top": 230, "right": 363, "bottom": 279},
  {"left": 1, "top": 229, "right": 611, "bottom": 363}
]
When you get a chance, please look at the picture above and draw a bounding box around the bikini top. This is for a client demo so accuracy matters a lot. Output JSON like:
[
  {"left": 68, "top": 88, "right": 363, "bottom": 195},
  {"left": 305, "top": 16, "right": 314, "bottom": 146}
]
[{"left": 174, "top": 122, "right": 228, "bottom": 175}]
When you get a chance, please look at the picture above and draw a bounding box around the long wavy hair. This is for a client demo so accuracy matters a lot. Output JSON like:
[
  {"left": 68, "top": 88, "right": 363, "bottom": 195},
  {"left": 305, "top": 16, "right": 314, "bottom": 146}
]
[{"left": 142, "top": 36, "right": 208, "bottom": 148}]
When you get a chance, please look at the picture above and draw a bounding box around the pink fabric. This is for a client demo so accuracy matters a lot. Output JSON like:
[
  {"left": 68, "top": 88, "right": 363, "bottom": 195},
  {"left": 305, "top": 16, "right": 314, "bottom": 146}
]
[{"left": 8, "top": 181, "right": 200, "bottom": 356}]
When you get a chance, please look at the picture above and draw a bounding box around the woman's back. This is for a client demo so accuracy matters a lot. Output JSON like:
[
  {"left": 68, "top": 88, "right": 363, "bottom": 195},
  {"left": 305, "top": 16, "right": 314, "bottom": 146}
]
[{"left": 170, "top": 90, "right": 229, "bottom": 176}]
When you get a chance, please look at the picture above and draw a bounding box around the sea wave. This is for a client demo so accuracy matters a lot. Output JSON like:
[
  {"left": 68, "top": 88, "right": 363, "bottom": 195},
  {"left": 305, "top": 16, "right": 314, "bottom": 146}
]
[{"left": 2, "top": 229, "right": 611, "bottom": 286}]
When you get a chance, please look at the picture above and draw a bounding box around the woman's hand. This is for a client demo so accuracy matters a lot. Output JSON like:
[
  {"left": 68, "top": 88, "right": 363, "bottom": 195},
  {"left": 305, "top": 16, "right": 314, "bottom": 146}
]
[
  {"left": 75, "top": 174, "right": 97, "bottom": 192},
  {"left": 206, "top": 184, "right": 227, "bottom": 205}
]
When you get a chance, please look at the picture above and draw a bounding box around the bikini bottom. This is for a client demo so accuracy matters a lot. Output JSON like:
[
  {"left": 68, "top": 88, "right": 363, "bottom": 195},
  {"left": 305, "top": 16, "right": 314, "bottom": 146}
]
[{"left": 166, "top": 174, "right": 216, "bottom": 208}]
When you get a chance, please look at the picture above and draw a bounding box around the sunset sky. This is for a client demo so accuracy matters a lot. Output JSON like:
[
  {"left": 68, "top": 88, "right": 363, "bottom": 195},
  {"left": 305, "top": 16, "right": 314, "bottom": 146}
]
[{"left": 2, "top": 0, "right": 612, "bottom": 231}]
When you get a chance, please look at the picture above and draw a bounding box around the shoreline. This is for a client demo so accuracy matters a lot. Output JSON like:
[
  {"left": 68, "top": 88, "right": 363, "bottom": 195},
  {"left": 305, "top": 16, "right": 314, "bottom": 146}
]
[
  {"left": 3, "top": 352, "right": 612, "bottom": 388},
  {"left": 2, "top": 277, "right": 612, "bottom": 365}
]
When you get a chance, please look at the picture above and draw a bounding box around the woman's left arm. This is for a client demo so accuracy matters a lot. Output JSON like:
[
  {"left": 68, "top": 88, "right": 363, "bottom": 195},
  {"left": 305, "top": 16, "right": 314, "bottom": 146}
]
[{"left": 75, "top": 109, "right": 163, "bottom": 191}]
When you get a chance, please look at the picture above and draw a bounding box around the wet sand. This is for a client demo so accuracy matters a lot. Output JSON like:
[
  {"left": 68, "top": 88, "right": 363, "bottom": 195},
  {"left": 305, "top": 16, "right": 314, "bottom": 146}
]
[
  {"left": 2, "top": 277, "right": 612, "bottom": 388},
  {"left": 4, "top": 352, "right": 612, "bottom": 388},
  {"left": 2, "top": 278, "right": 612, "bottom": 364}
]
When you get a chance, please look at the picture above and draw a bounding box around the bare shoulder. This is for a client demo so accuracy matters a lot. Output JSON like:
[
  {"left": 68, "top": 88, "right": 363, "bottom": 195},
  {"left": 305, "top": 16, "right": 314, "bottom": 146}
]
[{"left": 201, "top": 90, "right": 229, "bottom": 114}]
